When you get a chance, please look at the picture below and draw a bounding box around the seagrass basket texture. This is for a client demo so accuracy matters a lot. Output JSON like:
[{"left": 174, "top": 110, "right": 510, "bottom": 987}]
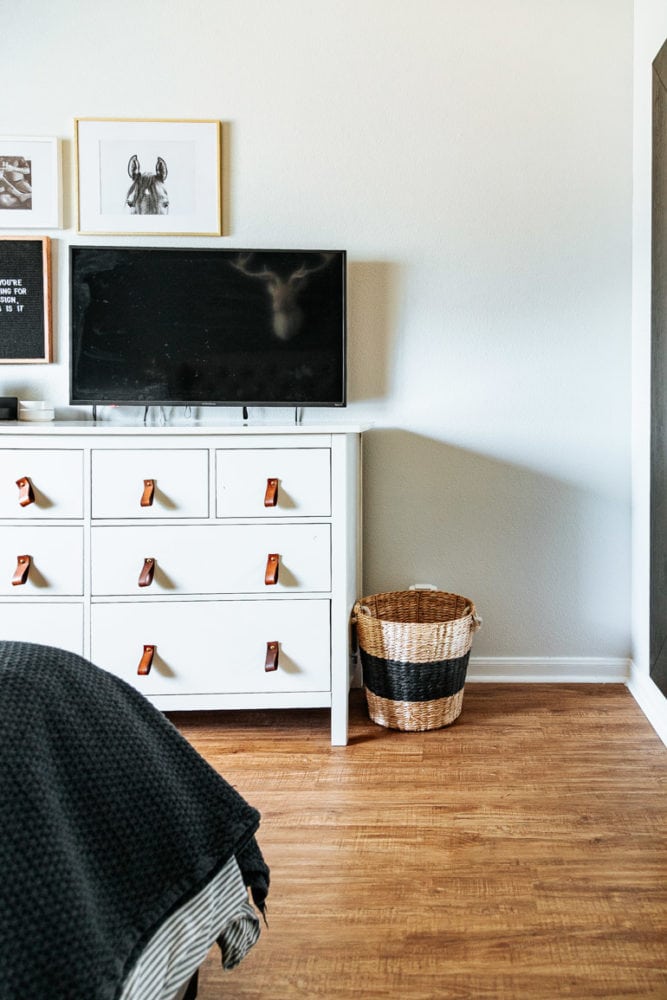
[{"left": 353, "top": 588, "right": 481, "bottom": 731}]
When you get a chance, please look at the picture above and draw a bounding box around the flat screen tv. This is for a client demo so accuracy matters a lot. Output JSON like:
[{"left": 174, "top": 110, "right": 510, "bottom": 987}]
[{"left": 70, "top": 246, "right": 346, "bottom": 408}]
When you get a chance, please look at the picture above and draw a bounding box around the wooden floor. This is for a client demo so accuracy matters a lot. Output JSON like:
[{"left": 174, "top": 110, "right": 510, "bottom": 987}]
[{"left": 170, "top": 685, "right": 667, "bottom": 1000}]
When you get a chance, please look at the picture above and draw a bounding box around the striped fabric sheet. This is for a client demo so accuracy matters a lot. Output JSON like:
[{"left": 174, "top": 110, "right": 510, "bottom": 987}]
[{"left": 120, "top": 855, "right": 260, "bottom": 1000}]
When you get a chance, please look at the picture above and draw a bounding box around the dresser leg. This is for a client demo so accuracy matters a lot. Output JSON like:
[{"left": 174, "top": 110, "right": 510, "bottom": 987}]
[{"left": 330, "top": 678, "right": 349, "bottom": 746}]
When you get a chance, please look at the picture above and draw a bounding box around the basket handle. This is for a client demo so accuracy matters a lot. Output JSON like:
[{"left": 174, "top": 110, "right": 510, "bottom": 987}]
[
  {"left": 409, "top": 585, "right": 482, "bottom": 631},
  {"left": 351, "top": 601, "right": 372, "bottom": 620}
]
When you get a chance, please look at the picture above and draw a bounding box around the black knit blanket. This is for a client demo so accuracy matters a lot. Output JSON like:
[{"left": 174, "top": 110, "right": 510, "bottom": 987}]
[{"left": 0, "top": 641, "right": 269, "bottom": 1000}]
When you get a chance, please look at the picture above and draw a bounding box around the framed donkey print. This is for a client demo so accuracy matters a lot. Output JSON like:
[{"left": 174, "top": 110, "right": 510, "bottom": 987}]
[{"left": 74, "top": 118, "right": 222, "bottom": 236}]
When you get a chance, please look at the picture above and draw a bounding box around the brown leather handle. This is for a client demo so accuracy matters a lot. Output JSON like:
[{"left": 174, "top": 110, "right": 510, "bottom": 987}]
[
  {"left": 137, "top": 644, "right": 155, "bottom": 675},
  {"left": 264, "top": 478, "right": 279, "bottom": 507},
  {"left": 141, "top": 479, "right": 155, "bottom": 507},
  {"left": 16, "top": 477, "right": 35, "bottom": 507},
  {"left": 12, "top": 555, "right": 31, "bottom": 586},
  {"left": 265, "top": 553, "right": 280, "bottom": 586},
  {"left": 138, "top": 557, "right": 156, "bottom": 588},
  {"left": 265, "top": 641, "right": 279, "bottom": 672}
]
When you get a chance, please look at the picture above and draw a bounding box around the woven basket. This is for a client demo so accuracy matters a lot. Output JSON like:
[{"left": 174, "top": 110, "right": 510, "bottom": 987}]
[{"left": 353, "top": 588, "right": 481, "bottom": 732}]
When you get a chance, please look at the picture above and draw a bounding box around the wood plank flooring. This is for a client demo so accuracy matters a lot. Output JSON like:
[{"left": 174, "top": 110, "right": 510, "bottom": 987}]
[{"left": 170, "top": 685, "right": 667, "bottom": 999}]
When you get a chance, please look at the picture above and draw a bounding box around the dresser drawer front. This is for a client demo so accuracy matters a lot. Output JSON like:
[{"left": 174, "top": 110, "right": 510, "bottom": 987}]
[
  {"left": 91, "top": 599, "right": 331, "bottom": 695},
  {"left": 0, "top": 602, "right": 84, "bottom": 654},
  {"left": 0, "top": 527, "right": 83, "bottom": 595},
  {"left": 91, "top": 524, "right": 331, "bottom": 595},
  {"left": 0, "top": 450, "right": 84, "bottom": 518},
  {"left": 216, "top": 448, "right": 331, "bottom": 517},
  {"left": 91, "top": 450, "right": 209, "bottom": 518}
]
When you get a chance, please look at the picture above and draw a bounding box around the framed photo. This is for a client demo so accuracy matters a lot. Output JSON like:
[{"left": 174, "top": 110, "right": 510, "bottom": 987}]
[
  {"left": 0, "top": 137, "right": 61, "bottom": 229},
  {"left": 0, "top": 236, "right": 52, "bottom": 363},
  {"left": 74, "top": 118, "right": 222, "bottom": 235}
]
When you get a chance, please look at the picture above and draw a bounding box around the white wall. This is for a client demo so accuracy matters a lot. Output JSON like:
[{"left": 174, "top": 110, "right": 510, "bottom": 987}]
[{"left": 0, "top": 0, "right": 633, "bottom": 660}]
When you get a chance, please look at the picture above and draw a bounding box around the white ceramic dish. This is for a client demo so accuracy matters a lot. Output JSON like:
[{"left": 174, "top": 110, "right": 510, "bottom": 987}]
[
  {"left": 18, "top": 401, "right": 55, "bottom": 422},
  {"left": 19, "top": 412, "right": 55, "bottom": 422}
]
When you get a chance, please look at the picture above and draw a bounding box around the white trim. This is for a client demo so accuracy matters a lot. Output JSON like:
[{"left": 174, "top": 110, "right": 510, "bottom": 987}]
[
  {"left": 467, "top": 656, "right": 631, "bottom": 683},
  {"left": 627, "top": 664, "right": 667, "bottom": 747}
]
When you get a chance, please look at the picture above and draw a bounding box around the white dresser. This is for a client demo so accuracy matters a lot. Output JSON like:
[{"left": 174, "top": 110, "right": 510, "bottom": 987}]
[{"left": 0, "top": 423, "right": 361, "bottom": 745}]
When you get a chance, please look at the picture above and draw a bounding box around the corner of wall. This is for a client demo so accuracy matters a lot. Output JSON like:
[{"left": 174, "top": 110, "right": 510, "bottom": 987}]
[{"left": 627, "top": 662, "right": 667, "bottom": 746}]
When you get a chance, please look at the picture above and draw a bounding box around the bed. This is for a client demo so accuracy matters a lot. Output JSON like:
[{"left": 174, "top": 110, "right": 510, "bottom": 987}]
[{"left": 0, "top": 640, "right": 269, "bottom": 1000}]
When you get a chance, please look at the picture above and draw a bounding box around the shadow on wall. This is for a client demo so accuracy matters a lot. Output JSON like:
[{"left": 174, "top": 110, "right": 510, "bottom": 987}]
[
  {"left": 346, "top": 261, "right": 403, "bottom": 403},
  {"left": 362, "top": 429, "right": 631, "bottom": 660}
]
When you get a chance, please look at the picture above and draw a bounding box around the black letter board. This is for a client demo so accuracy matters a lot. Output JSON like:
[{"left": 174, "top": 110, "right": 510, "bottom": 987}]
[{"left": 0, "top": 236, "right": 52, "bottom": 362}]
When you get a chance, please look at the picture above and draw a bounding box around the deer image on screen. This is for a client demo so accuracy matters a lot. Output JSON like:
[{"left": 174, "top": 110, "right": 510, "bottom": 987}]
[{"left": 231, "top": 252, "right": 334, "bottom": 341}]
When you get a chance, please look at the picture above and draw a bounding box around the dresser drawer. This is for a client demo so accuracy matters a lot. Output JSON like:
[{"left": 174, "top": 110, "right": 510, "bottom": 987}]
[
  {"left": 91, "top": 524, "right": 331, "bottom": 595},
  {"left": 0, "top": 602, "right": 84, "bottom": 654},
  {"left": 0, "top": 526, "right": 83, "bottom": 595},
  {"left": 0, "top": 449, "right": 84, "bottom": 518},
  {"left": 216, "top": 448, "right": 331, "bottom": 517},
  {"left": 91, "top": 449, "right": 209, "bottom": 518},
  {"left": 91, "top": 599, "right": 331, "bottom": 695}
]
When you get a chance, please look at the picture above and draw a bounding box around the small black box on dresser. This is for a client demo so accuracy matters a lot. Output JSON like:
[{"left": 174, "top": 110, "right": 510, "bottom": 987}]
[{"left": 0, "top": 398, "right": 17, "bottom": 421}]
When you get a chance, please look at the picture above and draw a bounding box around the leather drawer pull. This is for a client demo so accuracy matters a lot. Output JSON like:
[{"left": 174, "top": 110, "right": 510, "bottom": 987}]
[
  {"left": 138, "top": 557, "right": 156, "bottom": 588},
  {"left": 264, "top": 478, "right": 279, "bottom": 507},
  {"left": 141, "top": 479, "right": 155, "bottom": 507},
  {"left": 265, "top": 553, "right": 280, "bottom": 585},
  {"left": 16, "top": 477, "right": 35, "bottom": 507},
  {"left": 137, "top": 644, "right": 155, "bottom": 676},
  {"left": 12, "top": 555, "right": 31, "bottom": 586},
  {"left": 265, "top": 641, "right": 279, "bottom": 672}
]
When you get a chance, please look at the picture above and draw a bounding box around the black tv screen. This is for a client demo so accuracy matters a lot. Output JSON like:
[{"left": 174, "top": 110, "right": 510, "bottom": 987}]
[{"left": 70, "top": 246, "right": 346, "bottom": 407}]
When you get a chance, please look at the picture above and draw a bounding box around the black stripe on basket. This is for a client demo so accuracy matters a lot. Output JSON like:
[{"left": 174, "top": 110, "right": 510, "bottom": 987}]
[{"left": 360, "top": 650, "right": 470, "bottom": 703}]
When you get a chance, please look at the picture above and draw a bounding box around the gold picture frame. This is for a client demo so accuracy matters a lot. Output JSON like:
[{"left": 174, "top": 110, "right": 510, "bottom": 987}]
[
  {"left": 0, "top": 236, "right": 52, "bottom": 363},
  {"left": 74, "top": 118, "right": 222, "bottom": 235}
]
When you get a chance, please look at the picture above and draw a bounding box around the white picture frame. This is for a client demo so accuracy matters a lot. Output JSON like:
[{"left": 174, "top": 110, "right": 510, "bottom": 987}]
[
  {"left": 0, "top": 137, "right": 61, "bottom": 229},
  {"left": 74, "top": 118, "right": 222, "bottom": 236}
]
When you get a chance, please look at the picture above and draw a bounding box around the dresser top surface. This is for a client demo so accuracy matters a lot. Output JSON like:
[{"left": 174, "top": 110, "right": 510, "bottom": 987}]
[{"left": 0, "top": 421, "right": 364, "bottom": 437}]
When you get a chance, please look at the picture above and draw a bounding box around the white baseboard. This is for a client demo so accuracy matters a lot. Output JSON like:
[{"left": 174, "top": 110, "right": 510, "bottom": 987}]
[
  {"left": 626, "top": 664, "right": 667, "bottom": 747},
  {"left": 467, "top": 656, "right": 631, "bottom": 683}
]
